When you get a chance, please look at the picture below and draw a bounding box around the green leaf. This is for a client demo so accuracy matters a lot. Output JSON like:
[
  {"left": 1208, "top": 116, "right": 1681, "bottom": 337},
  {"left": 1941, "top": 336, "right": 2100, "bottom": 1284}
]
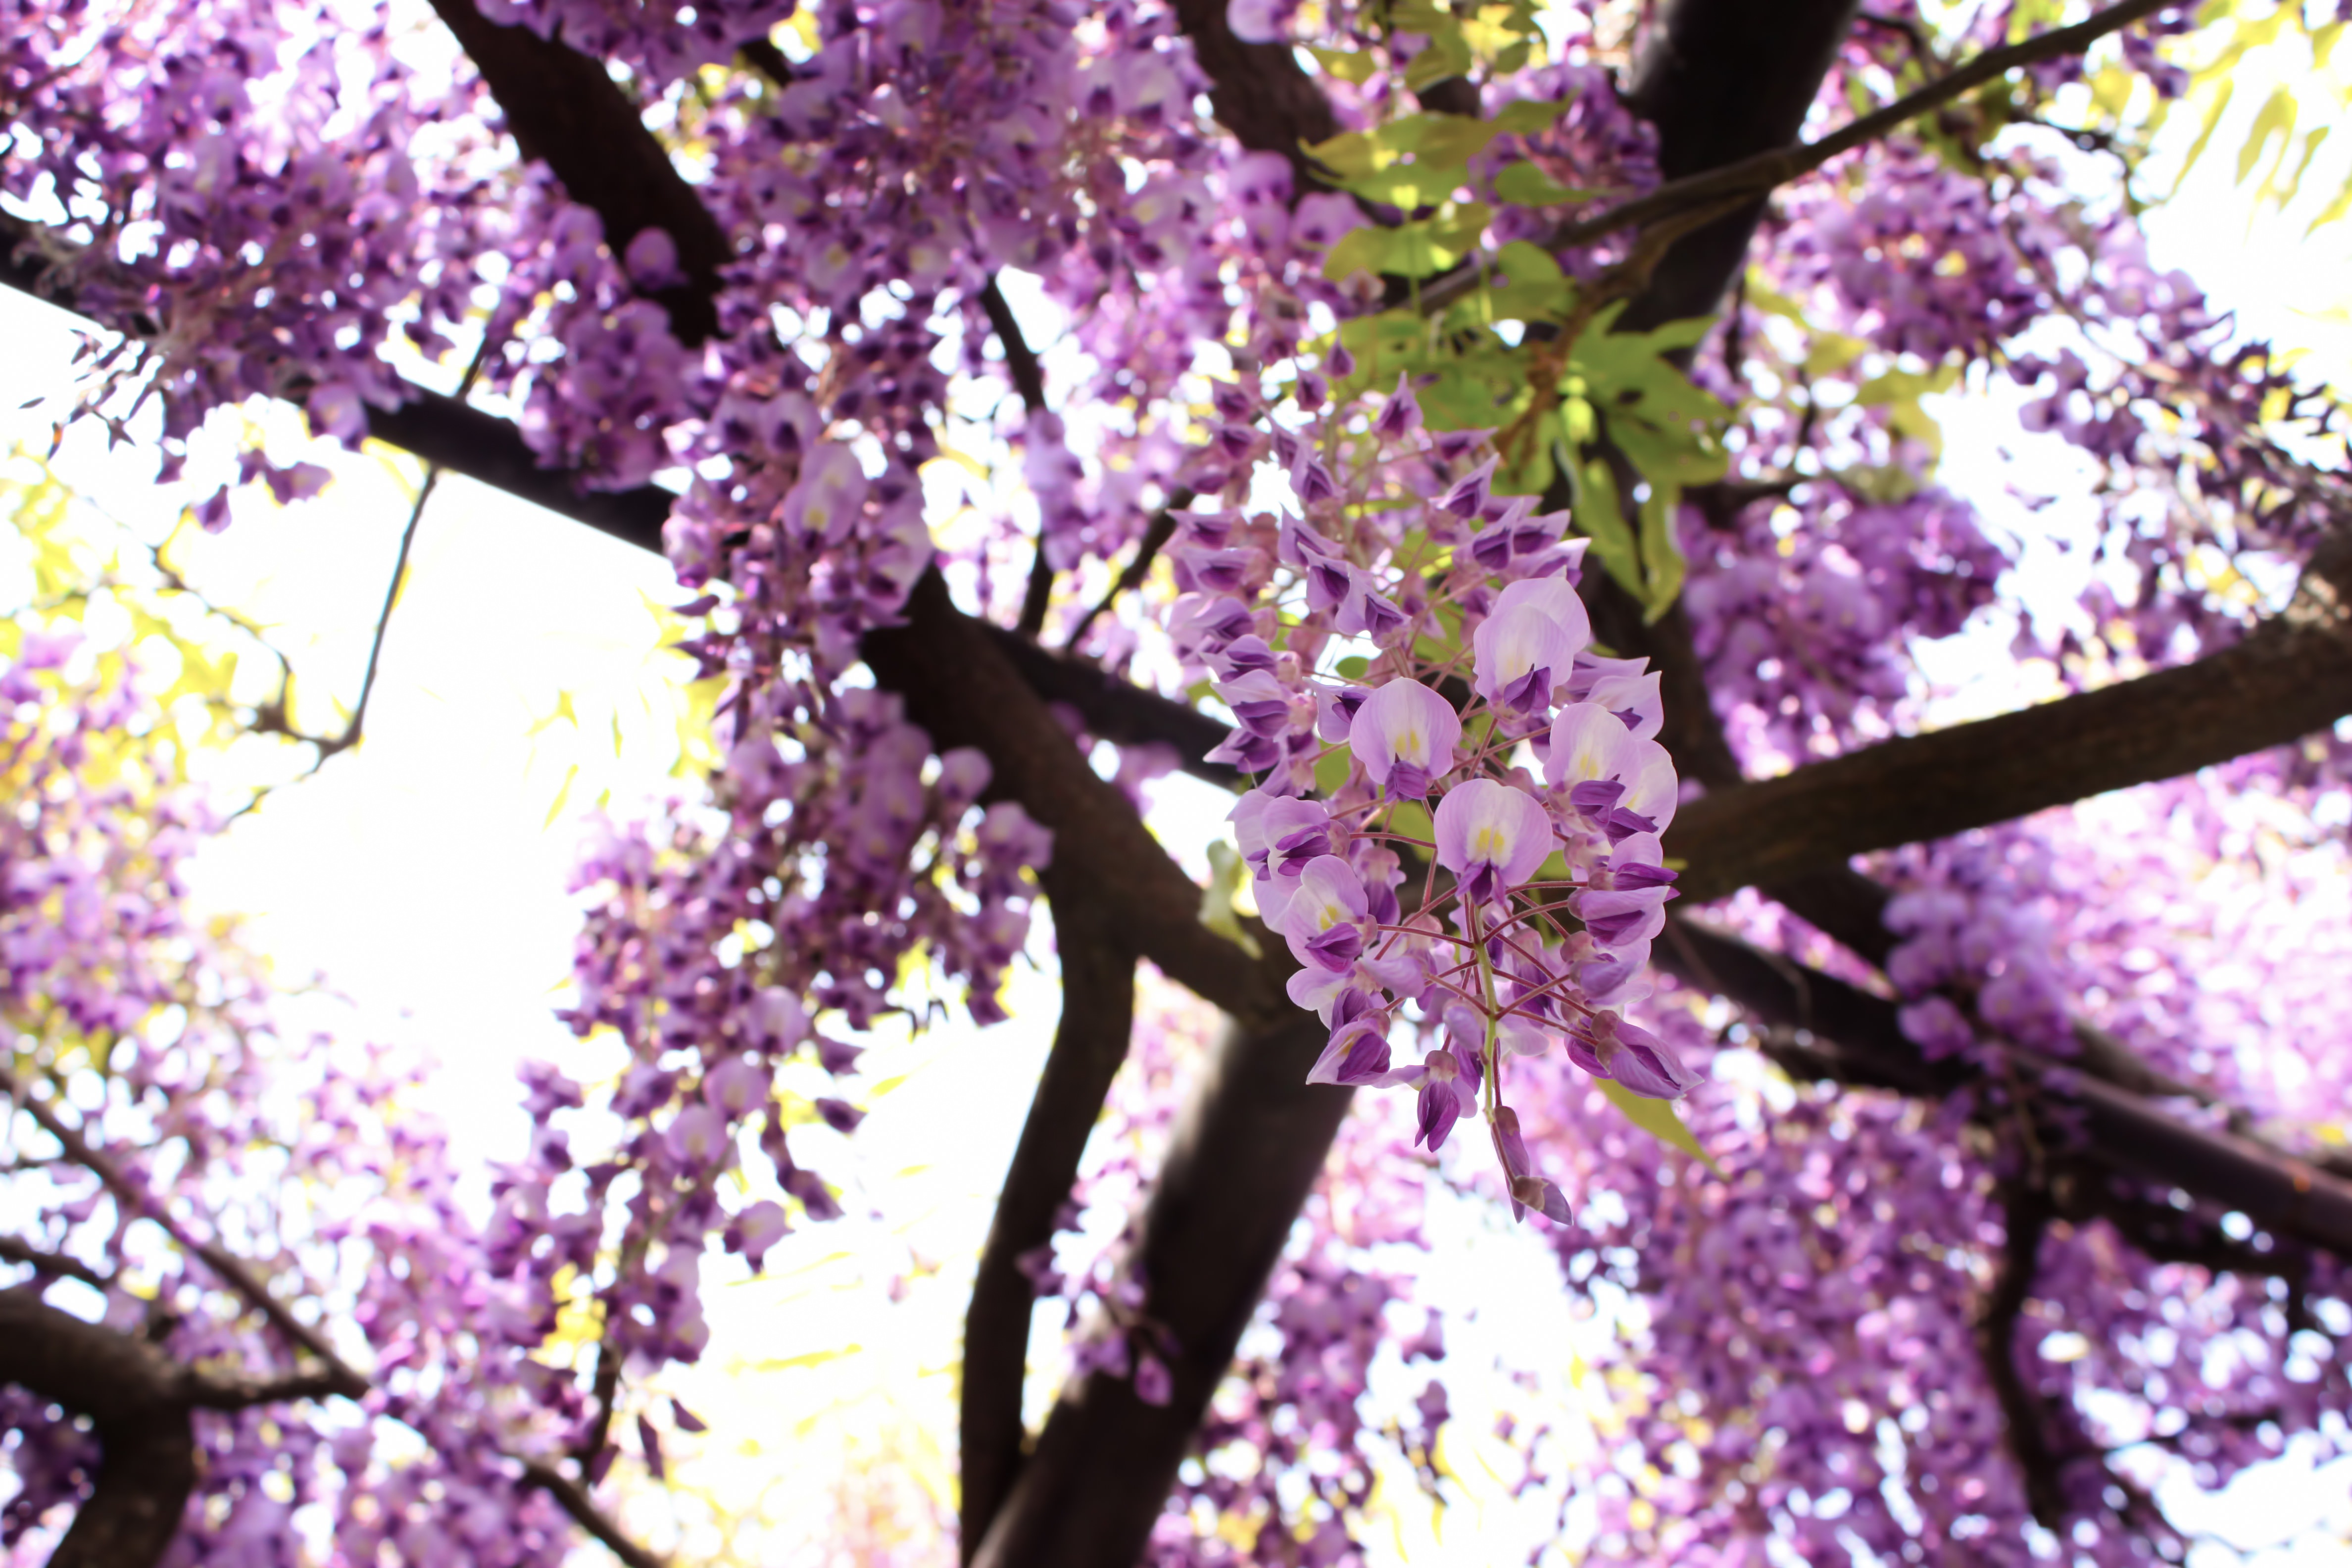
[
  {"left": 542, "top": 762, "right": 582, "bottom": 830},
  {"left": 1492, "top": 239, "right": 1563, "bottom": 288},
  {"left": 1633, "top": 479, "right": 1688, "bottom": 623},
  {"left": 1492, "top": 161, "right": 1605, "bottom": 206},
  {"left": 1199, "top": 840, "right": 1264, "bottom": 959},
  {"left": 1403, "top": 28, "right": 1474, "bottom": 92},
  {"left": 1340, "top": 160, "right": 1471, "bottom": 210},
  {"left": 1323, "top": 204, "right": 1492, "bottom": 281},
  {"left": 1314, "top": 744, "right": 1355, "bottom": 796},
  {"left": 1306, "top": 45, "right": 1377, "bottom": 85},
  {"left": 1490, "top": 98, "right": 1570, "bottom": 136},
  {"left": 1598, "top": 1078, "right": 1724, "bottom": 1176},
  {"left": 1571, "top": 455, "right": 1642, "bottom": 602}
]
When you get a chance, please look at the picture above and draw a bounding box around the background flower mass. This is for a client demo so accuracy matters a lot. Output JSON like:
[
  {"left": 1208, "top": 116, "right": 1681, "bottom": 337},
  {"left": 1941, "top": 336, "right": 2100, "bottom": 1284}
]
[{"left": 2, "top": 0, "right": 2352, "bottom": 1562}]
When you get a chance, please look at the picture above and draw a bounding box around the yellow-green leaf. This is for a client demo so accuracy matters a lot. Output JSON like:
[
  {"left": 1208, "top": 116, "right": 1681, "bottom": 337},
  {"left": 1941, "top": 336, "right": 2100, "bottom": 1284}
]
[
  {"left": 1199, "top": 840, "right": 1264, "bottom": 959},
  {"left": 1306, "top": 45, "right": 1377, "bottom": 85},
  {"left": 1493, "top": 161, "right": 1605, "bottom": 206},
  {"left": 1599, "top": 1078, "right": 1724, "bottom": 1176}
]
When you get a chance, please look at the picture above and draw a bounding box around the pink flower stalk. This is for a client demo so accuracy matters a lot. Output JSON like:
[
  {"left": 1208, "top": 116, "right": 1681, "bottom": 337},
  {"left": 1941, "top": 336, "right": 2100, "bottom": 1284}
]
[{"left": 1347, "top": 678, "right": 1460, "bottom": 799}]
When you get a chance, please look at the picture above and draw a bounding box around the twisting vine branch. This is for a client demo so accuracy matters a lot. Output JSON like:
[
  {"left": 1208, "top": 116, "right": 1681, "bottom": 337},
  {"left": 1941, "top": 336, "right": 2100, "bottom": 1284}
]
[{"left": 1420, "top": 0, "right": 2181, "bottom": 312}]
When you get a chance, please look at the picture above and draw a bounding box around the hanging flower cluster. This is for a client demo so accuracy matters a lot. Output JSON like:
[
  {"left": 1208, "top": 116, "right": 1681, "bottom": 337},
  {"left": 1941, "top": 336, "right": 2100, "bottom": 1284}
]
[{"left": 1180, "top": 370, "right": 1695, "bottom": 1224}]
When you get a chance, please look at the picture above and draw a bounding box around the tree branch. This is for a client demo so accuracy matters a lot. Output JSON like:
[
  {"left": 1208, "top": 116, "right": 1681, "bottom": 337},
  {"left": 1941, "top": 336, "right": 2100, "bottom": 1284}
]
[
  {"left": 864, "top": 570, "right": 1285, "bottom": 1024},
  {"left": 0, "top": 1068, "right": 369, "bottom": 1398},
  {"left": 520, "top": 1459, "right": 670, "bottom": 1568},
  {"left": 981, "top": 275, "right": 1067, "bottom": 640},
  {"left": 1977, "top": 1189, "right": 2069, "bottom": 1530},
  {"left": 1063, "top": 493, "right": 1192, "bottom": 652},
  {"left": 1666, "top": 525, "right": 2352, "bottom": 901},
  {"left": 960, "top": 913, "right": 1137, "bottom": 1559},
  {"left": 1611, "top": 0, "right": 1862, "bottom": 334},
  {"left": 971, "top": 1010, "right": 1351, "bottom": 1568},
  {"left": 0, "top": 1233, "right": 111, "bottom": 1289},
  {"left": 1657, "top": 912, "right": 2352, "bottom": 1261},
  {"left": 423, "top": 0, "right": 732, "bottom": 343},
  {"left": 0, "top": 1290, "right": 197, "bottom": 1568},
  {"left": 1422, "top": 0, "right": 2180, "bottom": 313},
  {"left": 180, "top": 1364, "right": 354, "bottom": 1411}
]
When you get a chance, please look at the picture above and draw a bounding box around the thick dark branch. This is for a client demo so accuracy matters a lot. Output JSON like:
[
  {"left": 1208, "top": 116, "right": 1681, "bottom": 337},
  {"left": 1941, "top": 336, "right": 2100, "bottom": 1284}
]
[
  {"left": 864, "top": 571, "right": 1285, "bottom": 1024},
  {"left": 0, "top": 1292, "right": 195, "bottom": 1568},
  {"left": 365, "top": 392, "right": 672, "bottom": 554},
  {"left": 1614, "top": 0, "right": 1862, "bottom": 333},
  {"left": 980, "top": 622, "right": 1243, "bottom": 787},
  {"left": 181, "top": 1364, "right": 352, "bottom": 1411},
  {"left": 960, "top": 914, "right": 1136, "bottom": 1559},
  {"left": 424, "top": 0, "right": 732, "bottom": 343},
  {"left": 521, "top": 1459, "right": 669, "bottom": 1568},
  {"left": 1659, "top": 913, "right": 2352, "bottom": 1260},
  {"left": 1422, "top": 0, "right": 2179, "bottom": 313},
  {"left": 1168, "top": 0, "right": 1340, "bottom": 192},
  {"left": 971, "top": 1011, "right": 1350, "bottom": 1568},
  {"left": 980, "top": 277, "right": 1048, "bottom": 413},
  {"left": 1667, "top": 528, "right": 2352, "bottom": 900}
]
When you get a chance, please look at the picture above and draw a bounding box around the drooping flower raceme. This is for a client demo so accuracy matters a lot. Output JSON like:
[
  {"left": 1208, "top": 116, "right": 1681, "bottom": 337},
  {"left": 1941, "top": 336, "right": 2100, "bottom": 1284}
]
[{"left": 1198, "top": 378, "right": 1692, "bottom": 1222}]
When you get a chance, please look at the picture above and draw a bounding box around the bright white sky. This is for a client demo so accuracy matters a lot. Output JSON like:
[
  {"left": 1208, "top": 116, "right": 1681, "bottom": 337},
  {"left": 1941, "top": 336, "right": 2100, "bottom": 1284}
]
[{"left": 4, "top": 13, "right": 2352, "bottom": 1563}]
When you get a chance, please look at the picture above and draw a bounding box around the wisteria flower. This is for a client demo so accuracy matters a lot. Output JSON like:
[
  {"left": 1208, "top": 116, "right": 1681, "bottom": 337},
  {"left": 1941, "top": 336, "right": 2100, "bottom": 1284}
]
[
  {"left": 1433, "top": 779, "right": 1555, "bottom": 907},
  {"left": 1275, "top": 854, "right": 1370, "bottom": 973},
  {"left": 1472, "top": 601, "right": 1580, "bottom": 714},
  {"left": 1566, "top": 1013, "right": 1700, "bottom": 1100},
  {"left": 1348, "top": 678, "right": 1460, "bottom": 799}
]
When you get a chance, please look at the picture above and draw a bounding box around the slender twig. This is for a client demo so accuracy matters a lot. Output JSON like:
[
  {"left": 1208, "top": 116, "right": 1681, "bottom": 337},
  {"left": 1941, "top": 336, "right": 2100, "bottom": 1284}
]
[
  {"left": 0, "top": 1067, "right": 368, "bottom": 1397},
  {"left": 986, "top": 276, "right": 1064, "bottom": 640},
  {"left": 1977, "top": 1188, "right": 2069, "bottom": 1529},
  {"left": 181, "top": 1364, "right": 352, "bottom": 1411},
  {"left": 1420, "top": 0, "right": 2180, "bottom": 314},
  {"left": 521, "top": 1459, "right": 670, "bottom": 1568},
  {"left": 0, "top": 1233, "right": 111, "bottom": 1289},
  {"left": 1061, "top": 490, "right": 1195, "bottom": 651}
]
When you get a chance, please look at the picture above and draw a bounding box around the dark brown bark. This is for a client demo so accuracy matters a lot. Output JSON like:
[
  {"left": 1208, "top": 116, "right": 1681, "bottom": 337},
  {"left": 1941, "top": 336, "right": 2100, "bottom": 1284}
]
[
  {"left": 0, "top": 1292, "right": 348, "bottom": 1568},
  {"left": 1976, "top": 1192, "right": 2069, "bottom": 1529},
  {"left": 1618, "top": 0, "right": 1862, "bottom": 331},
  {"left": 0, "top": 1291, "right": 197, "bottom": 1568},
  {"left": 970, "top": 1011, "right": 1350, "bottom": 1568},
  {"left": 863, "top": 570, "right": 1290, "bottom": 1026},
  {"left": 1167, "top": 0, "right": 1339, "bottom": 191},
  {"left": 1666, "top": 526, "right": 2352, "bottom": 901},
  {"left": 423, "top": 0, "right": 733, "bottom": 343},
  {"left": 1656, "top": 912, "right": 2352, "bottom": 1260},
  {"left": 366, "top": 392, "right": 674, "bottom": 553},
  {"left": 960, "top": 914, "right": 1137, "bottom": 1558}
]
